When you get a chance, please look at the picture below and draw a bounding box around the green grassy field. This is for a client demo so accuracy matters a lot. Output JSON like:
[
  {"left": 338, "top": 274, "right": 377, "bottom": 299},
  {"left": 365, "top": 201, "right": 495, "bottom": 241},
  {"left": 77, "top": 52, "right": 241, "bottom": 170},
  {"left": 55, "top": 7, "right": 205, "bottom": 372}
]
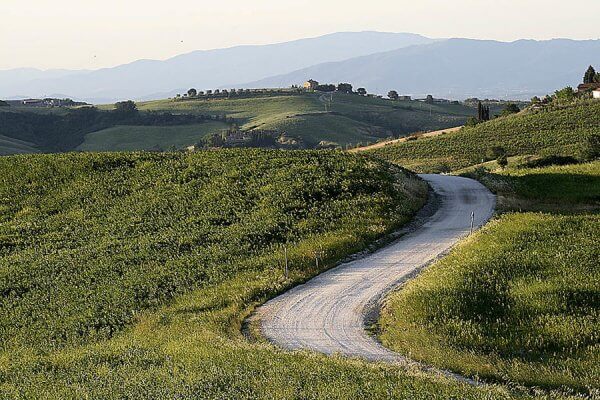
[
  {"left": 76, "top": 122, "right": 229, "bottom": 152},
  {"left": 370, "top": 100, "right": 600, "bottom": 172},
  {"left": 0, "top": 134, "right": 39, "bottom": 155},
  {"left": 134, "top": 93, "right": 475, "bottom": 147},
  {"left": 0, "top": 150, "right": 525, "bottom": 399},
  {"left": 379, "top": 213, "right": 599, "bottom": 394},
  {"left": 464, "top": 161, "right": 600, "bottom": 211}
]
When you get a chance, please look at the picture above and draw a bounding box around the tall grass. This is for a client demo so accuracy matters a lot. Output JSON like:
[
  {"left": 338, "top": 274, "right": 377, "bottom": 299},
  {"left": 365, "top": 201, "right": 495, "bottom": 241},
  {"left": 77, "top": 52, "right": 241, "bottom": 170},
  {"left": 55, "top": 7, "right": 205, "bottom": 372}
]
[{"left": 379, "top": 213, "right": 600, "bottom": 394}]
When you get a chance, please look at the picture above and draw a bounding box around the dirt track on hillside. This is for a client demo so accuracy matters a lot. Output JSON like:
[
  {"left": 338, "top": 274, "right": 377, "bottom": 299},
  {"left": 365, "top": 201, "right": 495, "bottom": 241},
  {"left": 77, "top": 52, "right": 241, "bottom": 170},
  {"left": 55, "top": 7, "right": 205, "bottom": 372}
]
[{"left": 349, "top": 126, "right": 463, "bottom": 152}]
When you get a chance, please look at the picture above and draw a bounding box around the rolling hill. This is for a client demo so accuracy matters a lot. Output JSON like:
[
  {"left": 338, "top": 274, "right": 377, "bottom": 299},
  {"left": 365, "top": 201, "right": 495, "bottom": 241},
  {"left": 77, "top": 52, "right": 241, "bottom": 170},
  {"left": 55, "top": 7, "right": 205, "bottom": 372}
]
[
  {"left": 247, "top": 38, "right": 600, "bottom": 100},
  {"left": 0, "top": 32, "right": 432, "bottom": 103},
  {"left": 369, "top": 99, "right": 600, "bottom": 172},
  {"left": 135, "top": 92, "right": 477, "bottom": 148},
  {"left": 0, "top": 150, "right": 511, "bottom": 400},
  {"left": 0, "top": 92, "right": 478, "bottom": 154}
]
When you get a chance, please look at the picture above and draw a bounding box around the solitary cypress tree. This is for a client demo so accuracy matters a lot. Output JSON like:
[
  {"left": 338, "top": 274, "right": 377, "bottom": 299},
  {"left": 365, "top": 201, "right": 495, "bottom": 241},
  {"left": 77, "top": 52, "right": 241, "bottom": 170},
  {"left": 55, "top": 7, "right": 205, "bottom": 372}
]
[
  {"left": 584, "top": 66, "right": 596, "bottom": 84},
  {"left": 477, "top": 101, "right": 490, "bottom": 121}
]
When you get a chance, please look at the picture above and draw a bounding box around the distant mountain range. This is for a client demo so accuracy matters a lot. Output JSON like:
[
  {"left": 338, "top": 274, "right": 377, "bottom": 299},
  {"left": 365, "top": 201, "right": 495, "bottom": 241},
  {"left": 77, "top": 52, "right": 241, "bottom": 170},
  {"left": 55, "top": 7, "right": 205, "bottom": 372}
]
[
  {"left": 245, "top": 38, "right": 600, "bottom": 100},
  {"left": 0, "top": 32, "right": 432, "bottom": 103},
  {"left": 1, "top": 33, "right": 599, "bottom": 103}
]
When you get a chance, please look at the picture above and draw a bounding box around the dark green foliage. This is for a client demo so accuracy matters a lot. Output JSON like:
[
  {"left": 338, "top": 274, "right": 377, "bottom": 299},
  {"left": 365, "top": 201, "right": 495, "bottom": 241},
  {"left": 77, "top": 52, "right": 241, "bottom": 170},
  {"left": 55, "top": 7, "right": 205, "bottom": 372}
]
[
  {"left": 0, "top": 100, "right": 8, "bottom": 107},
  {"left": 477, "top": 101, "right": 490, "bottom": 121},
  {"left": 500, "top": 103, "right": 520, "bottom": 116},
  {"left": 554, "top": 87, "right": 576, "bottom": 102},
  {"left": 487, "top": 146, "right": 506, "bottom": 160},
  {"left": 584, "top": 65, "right": 596, "bottom": 84},
  {"left": 496, "top": 154, "right": 508, "bottom": 168},
  {"left": 388, "top": 91, "right": 399, "bottom": 100},
  {"left": 337, "top": 83, "right": 353, "bottom": 93},
  {"left": 522, "top": 155, "right": 579, "bottom": 169},
  {"left": 465, "top": 116, "right": 480, "bottom": 127},
  {"left": 357, "top": 88, "right": 367, "bottom": 96},
  {"left": 316, "top": 84, "right": 336, "bottom": 92},
  {"left": 0, "top": 108, "right": 215, "bottom": 152},
  {"left": 114, "top": 100, "right": 138, "bottom": 116},
  {"left": 583, "top": 133, "right": 600, "bottom": 161},
  {"left": 187, "top": 88, "right": 197, "bottom": 97}
]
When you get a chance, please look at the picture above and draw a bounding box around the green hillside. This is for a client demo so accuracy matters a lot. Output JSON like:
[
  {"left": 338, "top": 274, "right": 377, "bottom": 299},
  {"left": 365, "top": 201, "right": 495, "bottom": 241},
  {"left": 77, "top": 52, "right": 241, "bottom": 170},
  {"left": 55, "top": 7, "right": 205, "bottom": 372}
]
[
  {"left": 76, "top": 122, "right": 228, "bottom": 152},
  {"left": 466, "top": 160, "right": 600, "bottom": 211},
  {"left": 0, "top": 93, "right": 477, "bottom": 155},
  {"left": 370, "top": 100, "right": 600, "bottom": 172},
  {"left": 0, "top": 150, "right": 519, "bottom": 399},
  {"left": 379, "top": 212, "right": 599, "bottom": 393},
  {"left": 0, "top": 134, "right": 39, "bottom": 155},
  {"left": 379, "top": 159, "right": 600, "bottom": 395},
  {"left": 135, "top": 92, "right": 477, "bottom": 147}
]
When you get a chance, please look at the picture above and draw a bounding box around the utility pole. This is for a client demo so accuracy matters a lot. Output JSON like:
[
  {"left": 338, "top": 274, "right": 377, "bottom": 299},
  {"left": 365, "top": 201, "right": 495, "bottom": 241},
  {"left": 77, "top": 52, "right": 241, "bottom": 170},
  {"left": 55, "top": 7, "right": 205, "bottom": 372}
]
[{"left": 470, "top": 212, "right": 475, "bottom": 235}]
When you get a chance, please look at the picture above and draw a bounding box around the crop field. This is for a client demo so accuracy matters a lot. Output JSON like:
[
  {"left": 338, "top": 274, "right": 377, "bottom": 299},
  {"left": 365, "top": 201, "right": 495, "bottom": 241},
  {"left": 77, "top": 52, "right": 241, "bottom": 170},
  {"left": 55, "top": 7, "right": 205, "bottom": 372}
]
[
  {"left": 76, "top": 122, "right": 229, "bottom": 152},
  {"left": 370, "top": 100, "right": 600, "bottom": 172},
  {"left": 135, "top": 93, "right": 475, "bottom": 147},
  {"left": 379, "top": 212, "right": 600, "bottom": 394},
  {"left": 0, "top": 150, "right": 523, "bottom": 398}
]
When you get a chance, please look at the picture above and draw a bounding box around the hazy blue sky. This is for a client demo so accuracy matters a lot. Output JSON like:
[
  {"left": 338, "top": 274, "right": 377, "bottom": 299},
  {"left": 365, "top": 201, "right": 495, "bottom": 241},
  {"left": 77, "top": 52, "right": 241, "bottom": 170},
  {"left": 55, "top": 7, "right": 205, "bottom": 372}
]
[{"left": 1, "top": 0, "right": 599, "bottom": 70}]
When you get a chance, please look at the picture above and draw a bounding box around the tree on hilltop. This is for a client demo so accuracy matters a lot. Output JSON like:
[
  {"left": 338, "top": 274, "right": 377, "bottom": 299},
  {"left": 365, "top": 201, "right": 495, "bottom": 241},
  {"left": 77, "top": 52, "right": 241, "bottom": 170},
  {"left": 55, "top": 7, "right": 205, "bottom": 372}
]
[
  {"left": 357, "top": 88, "right": 367, "bottom": 96},
  {"left": 114, "top": 100, "right": 138, "bottom": 115},
  {"left": 584, "top": 66, "right": 596, "bottom": 84},
  {"left": 187, "top": 88, "right": 197, "bottom": 97},
  {"left": 337, "top": 83, "right": 353, "bottom": 93},
  {"left": 554, "top": 86, "right": 575, "bottom": 102},
  {"left": 316, "top": 84, "right": 336, "bottom": 92},
  {"left": 388, "top": 90, "right": 399, "bottom": 100}
]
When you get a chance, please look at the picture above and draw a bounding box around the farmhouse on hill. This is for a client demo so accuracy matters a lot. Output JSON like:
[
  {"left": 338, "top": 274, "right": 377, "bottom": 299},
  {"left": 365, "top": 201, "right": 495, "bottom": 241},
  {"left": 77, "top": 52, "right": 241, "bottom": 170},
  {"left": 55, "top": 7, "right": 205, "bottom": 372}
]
[
  {"left": 303, "top": 79, "right": 319, "bottom": 90},
  {"left": 577, "top": 83, "right": 600, "bottom": 92}
]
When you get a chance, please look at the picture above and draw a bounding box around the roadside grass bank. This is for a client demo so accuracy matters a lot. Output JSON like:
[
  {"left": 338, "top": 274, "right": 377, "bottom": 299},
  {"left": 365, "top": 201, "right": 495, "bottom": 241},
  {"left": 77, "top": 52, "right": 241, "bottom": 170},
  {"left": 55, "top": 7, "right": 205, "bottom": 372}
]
[
  {"left": 378, "top": 212, "right": 599, "bottom": 395},
  {"left": 378, "top": 150, "right": 600, "bottom": 395},
  {"left": 463, "top": 160, "right": 600, "bottom": 212}
]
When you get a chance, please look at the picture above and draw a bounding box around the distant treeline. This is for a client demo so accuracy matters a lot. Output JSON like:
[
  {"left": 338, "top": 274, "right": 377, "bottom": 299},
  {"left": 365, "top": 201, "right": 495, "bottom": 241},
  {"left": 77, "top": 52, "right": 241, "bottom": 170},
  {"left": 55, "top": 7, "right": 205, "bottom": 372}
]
[{"left": 0, "top": 104, "right": 234, "bottom": 152}]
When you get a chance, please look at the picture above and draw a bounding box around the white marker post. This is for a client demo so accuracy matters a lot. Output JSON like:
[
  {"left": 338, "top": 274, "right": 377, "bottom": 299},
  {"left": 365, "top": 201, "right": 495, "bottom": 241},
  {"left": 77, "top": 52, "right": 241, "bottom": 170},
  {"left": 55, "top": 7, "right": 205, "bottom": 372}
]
[
  {"left": 284, "top": 246, "right": 289, "bottom": 278},
  {"left": 470, "top": 212, "right": 475, "bottom": 235}
]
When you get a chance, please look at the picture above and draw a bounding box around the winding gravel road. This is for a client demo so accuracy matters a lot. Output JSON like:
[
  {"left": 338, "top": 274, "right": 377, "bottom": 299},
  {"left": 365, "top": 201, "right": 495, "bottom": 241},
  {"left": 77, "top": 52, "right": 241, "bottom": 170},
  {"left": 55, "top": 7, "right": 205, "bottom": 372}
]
[{"left": 257, "top": 174, "right": 496, "bottom": 363}]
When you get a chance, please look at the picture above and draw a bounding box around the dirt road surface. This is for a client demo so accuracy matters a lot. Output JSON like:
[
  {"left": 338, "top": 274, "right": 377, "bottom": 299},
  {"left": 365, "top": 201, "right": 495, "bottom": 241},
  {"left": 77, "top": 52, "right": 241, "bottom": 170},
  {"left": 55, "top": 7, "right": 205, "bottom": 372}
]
[
  {"left": 349, "top": 126, "right": 462, "bottom": 153},
  {"left": 257, "top": 174, "right": 495, "bottom": 363}
]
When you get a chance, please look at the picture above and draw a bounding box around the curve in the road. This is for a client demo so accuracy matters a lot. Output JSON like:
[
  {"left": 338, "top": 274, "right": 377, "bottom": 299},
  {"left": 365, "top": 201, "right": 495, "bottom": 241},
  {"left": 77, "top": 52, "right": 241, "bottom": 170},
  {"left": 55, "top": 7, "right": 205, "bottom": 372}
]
[{"left": 256, "top": 174, "right": 496, "bottom": 364}]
